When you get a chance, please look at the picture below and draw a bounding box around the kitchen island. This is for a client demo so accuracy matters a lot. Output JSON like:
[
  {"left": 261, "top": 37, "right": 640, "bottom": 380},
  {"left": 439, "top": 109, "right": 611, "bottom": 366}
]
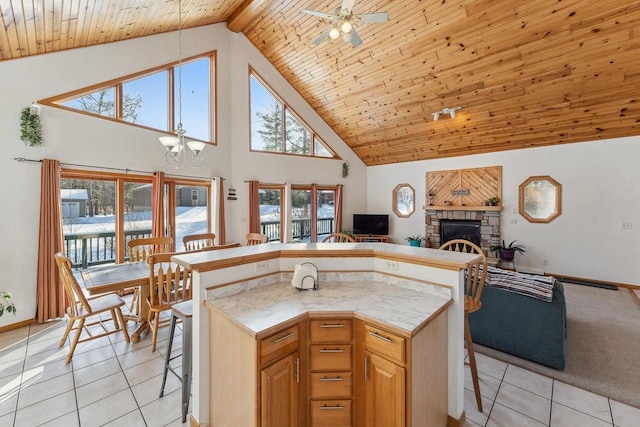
[{"left": 172, "top": 242, "right": 481, "bottom": 427}]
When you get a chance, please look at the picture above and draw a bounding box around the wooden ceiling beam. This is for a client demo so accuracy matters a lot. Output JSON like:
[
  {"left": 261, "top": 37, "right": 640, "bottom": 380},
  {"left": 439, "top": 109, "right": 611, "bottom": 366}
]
[{"left": 227, "top": 0, "right": 275, "bottom": 33}]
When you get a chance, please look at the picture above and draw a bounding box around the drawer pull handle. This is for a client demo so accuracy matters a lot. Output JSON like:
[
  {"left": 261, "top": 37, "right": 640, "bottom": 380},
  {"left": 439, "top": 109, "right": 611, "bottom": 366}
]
[
  {"left": 273, "top": 332, "right": 296, "bottom": 344},
  {"left": 319, "top": 323, "right": 345, "bottom": 328},
  {"left": 369, "top": 331, "right": 392, "bottom": 343},
  {"left": 319, "top": 348, "right": 344, "bottom": 353},
  {"left": 319, "top": 376, "right": 344, "bottom": 382},
  {"left": 319, "top": 405, "right": 344, "bottom": 410}
]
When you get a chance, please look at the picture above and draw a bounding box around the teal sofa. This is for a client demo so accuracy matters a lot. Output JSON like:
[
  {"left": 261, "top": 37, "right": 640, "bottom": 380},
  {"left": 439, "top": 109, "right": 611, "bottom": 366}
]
[{"left": 468, "top": 279, "right": 567, "bottom": 370}]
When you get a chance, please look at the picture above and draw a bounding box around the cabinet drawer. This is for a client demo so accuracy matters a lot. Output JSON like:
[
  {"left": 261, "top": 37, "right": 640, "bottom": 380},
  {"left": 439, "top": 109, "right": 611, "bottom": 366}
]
[
  {"left": 310, "top": 319, "right": 352, "bottom": 343},
  {"left": 310, "top": 344, "right": 352, "bottom": 371},
  {"left": 311, "top": 399, "right": 352, "bottom": 427},
  {"left": 310, "top": 372, "right": 352, "bottom": 399},
  {"left": 364, "top": 324, "right": 405, "bottom": 363},
  {"left": 260, "top": 324, "right": 299, "bottom": 367}
]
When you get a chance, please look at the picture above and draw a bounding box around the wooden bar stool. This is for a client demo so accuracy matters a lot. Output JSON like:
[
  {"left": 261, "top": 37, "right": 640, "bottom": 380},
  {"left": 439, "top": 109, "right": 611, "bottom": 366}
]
[
  {"left": 439, "top": 239, "right": 487, "bottom": 412},
  {"left": 159, "top": 300, "right": 193, "bottom": 423}
]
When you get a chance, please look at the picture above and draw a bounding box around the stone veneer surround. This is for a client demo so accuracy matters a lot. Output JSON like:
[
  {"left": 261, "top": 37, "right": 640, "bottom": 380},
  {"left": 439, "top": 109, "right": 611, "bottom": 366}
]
[{"left": 425, "top": 209, "right": 501, "bottom": 255}]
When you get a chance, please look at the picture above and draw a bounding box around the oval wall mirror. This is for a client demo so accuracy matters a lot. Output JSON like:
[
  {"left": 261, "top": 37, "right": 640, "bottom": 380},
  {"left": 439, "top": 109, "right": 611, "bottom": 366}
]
[
  {"left": 518, "top": 175, "right": 562, "bottom": 223},
  {"left": 392, "top": 183, "right": 415, "bottom": 218}
]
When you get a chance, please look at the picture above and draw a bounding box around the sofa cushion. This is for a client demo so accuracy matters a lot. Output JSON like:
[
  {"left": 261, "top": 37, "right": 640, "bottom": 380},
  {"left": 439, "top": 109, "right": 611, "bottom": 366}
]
[{"left": 469, "top": 280, "right": 567, "bottom": 370}]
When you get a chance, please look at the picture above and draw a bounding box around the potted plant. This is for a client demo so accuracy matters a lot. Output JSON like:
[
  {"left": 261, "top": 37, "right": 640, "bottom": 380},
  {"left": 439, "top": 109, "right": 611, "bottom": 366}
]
[
  {"left": 1, "top": 291, "right": 16, "bottom": 317},
  {"left": 487, "top": 196, "right": 500, "bottom": 206},
  {"left": 490, "top": 240, "right": 526, "bottom": 261},
  {"left": 405, "top": 234, "right": 424, "bottom": 247}
]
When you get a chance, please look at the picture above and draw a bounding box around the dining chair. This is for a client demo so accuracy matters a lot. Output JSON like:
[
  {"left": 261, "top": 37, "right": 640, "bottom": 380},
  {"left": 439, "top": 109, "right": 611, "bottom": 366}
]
[
  {"left": 439, "top": 239, "right": 487, "bottom": 412},
  {"left": 321, "top": 232, "right": 355, "bottom": 243},
  {"left": 183, "top": 232, "right": 216, "bottom": 252},
  {"left": 146, "top": 253, "right": 193, "bottom": 352},
  {"left": 245, "top": 232, "right": 268, "bottom": 245},
  {"left": 127, "top": 237, "right": 173, "bottom": 316},
  {"left": 54, "top": 253, "right": 130, "bottom": 364}
]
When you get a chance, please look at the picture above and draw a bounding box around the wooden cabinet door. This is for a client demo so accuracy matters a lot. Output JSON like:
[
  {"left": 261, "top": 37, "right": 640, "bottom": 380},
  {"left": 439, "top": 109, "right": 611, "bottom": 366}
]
[
  {"left": 261, "top": 352, "right": 299, "bottom": 427},
  {"left": 364, "top": 351, "right": 405, "bottom": 427}
]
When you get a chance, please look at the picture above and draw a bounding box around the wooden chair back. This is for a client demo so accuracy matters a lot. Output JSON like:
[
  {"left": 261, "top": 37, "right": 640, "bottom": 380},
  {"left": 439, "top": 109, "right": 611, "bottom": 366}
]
[
  {"left": 55, "top": 252, "right": 130, "bottom": 363},
  {"left": 55, "top": 252, "right": 91, "bottom": 316},
  {"left": 147, "top": 253, "right": 193, "bottom": 310},
  {"left": 439, "top": 239, "right": 487, "bottom": 304},
  {"left": 183, "top": 232, "right": 216, "bottom": 252},
  {"left": 246, "top": 233, "right": 268, "bottom": 245},
  {"left": 128, "top": 237, "right": 173, "bottom": 262},
  {"left": 321, "top": 233, "right": 355, "bottom": 243}
]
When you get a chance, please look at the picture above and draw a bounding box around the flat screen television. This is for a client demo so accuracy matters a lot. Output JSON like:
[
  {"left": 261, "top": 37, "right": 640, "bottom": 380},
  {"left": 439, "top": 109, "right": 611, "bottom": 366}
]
[{"left": 353, "top": 214, "right": 389, "bottom": 236}]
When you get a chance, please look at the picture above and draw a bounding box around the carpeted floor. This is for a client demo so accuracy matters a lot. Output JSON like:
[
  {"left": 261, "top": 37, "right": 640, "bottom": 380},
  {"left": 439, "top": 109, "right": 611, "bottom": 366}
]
[{"left": 474, "top": 282, "right": 640, "bottom": 409}]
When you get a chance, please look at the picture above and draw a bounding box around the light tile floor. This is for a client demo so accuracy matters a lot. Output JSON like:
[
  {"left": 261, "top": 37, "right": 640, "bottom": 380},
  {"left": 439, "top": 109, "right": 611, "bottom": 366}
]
[
  {"left": 2, "top": 311, "right": 640, "bottom": 426},
  {"left": 462, "top": 352, "right": 640, "bottom": 427}
]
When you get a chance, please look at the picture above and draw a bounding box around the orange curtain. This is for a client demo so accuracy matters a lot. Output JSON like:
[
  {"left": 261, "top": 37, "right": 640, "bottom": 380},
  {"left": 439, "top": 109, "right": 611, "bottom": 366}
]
[
  {"left": 36, "top": 159, "right": 65, "bottom": 322},
  {"left": 334, "top": 184, "right": 343, "bottom": 233},
  {"left": 216, "top": 177, "right": 226, "bottom": 244},
  {"left": 151, "top": 172, "right": 165, "bottom": 238},
  {"left": 249, "top": 181, "right": 260, "bottom": 233},
  {"left": 310, "top": 184, "right": 318, "bottom": 241}
]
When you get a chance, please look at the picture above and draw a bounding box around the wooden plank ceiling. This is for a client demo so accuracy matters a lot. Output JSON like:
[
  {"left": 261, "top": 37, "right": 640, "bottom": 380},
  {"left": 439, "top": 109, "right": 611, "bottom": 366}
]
[{"left": 1, "top": 0, "right": 639, "bottom": 166}]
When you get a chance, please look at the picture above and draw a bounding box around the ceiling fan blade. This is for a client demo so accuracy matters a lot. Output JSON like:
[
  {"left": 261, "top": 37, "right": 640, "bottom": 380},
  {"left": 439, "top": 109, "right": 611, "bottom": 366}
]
[
  {"left": 312, "top": 28, "right": 332, "bottom": 45},
  {"left": 356, "top": 12, "right": 389, "bottom": 23},
  {"left": 349, "top": 28, "right": 363, "bottom": 47},
  {"left": 301, "top": 9, "right": 337, "bottom": 20},
  {"left": 341, "top": 0, "right": 355, "bottom": 15}
]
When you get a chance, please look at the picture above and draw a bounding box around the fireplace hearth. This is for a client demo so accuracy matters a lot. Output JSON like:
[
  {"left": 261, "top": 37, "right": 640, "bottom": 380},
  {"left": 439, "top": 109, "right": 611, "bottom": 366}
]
[{"left": 425, "top": 209, "right": 501, "bottom": 255}]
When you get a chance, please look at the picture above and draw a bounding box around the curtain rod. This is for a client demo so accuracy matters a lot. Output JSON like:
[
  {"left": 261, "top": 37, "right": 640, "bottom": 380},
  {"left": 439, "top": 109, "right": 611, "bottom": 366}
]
[{"left": 13, "top": 157, "right": 216, "bottom": 181}]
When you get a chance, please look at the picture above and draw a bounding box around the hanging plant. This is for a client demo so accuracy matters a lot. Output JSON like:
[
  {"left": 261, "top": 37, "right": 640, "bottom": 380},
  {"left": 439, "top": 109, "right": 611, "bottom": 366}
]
[{"left": 20, "top": 107, "right": 43, "bottom": 147}]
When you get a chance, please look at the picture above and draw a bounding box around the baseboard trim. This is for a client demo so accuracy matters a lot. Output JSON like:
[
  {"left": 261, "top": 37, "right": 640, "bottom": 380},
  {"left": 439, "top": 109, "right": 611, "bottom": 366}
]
[
  {"left": 448, "top": 411, "right": 465, "bottom": 427},
  {"left": 548, "top": 273, "right": 639, "bottom": 290},
  {"left": 0, "top": 318, "right": 34, "bottom": 333}
]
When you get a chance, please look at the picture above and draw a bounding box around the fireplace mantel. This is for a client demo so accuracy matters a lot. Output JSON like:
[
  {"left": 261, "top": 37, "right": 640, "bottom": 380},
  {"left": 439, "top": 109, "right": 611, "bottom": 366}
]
[{"left": 423, "top": 205, "right": 502, "bottom": 212}]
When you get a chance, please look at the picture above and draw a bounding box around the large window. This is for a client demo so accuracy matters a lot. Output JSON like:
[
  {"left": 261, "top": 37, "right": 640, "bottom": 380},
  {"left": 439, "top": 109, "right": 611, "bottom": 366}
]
[
  {"left": 61, "top": 170, "right": 211, "bottom": 268},
  {"left": 40, "top": 52, "right": 216, "bottom": 144},
  {"left": 251, "top": 183, "right": 340, "bottom": 243},
  {"left": 259, "top": 185, "right": 285, "bottom": 242},
  {"left": 291, "top": 186, "right": 337, "bottom": 242},
  {"left": 250, "top": 70, "right": 337, "bottom": 158}
]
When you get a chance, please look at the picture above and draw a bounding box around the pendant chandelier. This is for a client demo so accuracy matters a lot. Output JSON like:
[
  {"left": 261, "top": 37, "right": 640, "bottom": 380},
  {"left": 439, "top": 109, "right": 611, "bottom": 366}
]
[{"left": 158, "top": 0, "right": 205, "bottom": 168}]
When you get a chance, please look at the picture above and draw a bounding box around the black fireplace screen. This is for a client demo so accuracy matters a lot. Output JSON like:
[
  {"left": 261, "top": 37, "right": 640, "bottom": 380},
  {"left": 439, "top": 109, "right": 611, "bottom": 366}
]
[{"left": 440, "top": 219, "right": 481, "bottom": 247}]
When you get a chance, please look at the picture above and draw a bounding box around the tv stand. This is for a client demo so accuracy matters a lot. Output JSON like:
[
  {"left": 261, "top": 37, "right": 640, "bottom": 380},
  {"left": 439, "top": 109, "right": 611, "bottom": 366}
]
[{"left": 355, "top": 235, "right": 389, "bottom": 243}]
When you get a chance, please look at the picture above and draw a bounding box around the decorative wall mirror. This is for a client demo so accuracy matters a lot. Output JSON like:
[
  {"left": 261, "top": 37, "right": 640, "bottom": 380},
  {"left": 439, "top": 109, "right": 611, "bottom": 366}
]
[
  {"left": 392, "top": 183, "right": 415, "bottom": 218},
  {"left": 519, "top": 175, "right": 562, "bottom": 223}
]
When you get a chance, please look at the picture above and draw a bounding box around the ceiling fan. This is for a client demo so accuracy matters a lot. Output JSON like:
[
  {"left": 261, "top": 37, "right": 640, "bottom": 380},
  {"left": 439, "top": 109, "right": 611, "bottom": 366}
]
[{"left": 302, "top": 0, "right": 389, "bottom": 47}]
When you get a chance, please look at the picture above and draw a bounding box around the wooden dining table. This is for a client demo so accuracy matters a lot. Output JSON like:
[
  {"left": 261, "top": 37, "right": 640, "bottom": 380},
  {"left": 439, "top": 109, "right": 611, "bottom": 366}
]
[{"left": 81, "top": 261, "right": 153, "bottom": 343}]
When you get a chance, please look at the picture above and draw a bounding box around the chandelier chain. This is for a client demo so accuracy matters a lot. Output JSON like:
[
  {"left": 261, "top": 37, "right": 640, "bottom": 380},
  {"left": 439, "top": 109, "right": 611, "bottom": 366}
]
[{"left": 177, "top": 0, "right": 183, "bottom": 131}]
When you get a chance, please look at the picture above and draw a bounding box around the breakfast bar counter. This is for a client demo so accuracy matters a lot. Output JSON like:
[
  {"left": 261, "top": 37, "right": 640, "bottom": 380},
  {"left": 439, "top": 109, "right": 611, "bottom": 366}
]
[{"left": 172, "top": 242, "right": 481, "bottom": 426}]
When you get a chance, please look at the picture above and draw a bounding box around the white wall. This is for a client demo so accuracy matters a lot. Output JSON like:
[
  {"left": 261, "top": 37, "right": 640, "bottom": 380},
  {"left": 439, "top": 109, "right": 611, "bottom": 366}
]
[
  {"left": 367, "top": 137, "right": 640, "bottom": 285},
  {"left": 0, "top": 24, "right": 367, "bottom": 326}
]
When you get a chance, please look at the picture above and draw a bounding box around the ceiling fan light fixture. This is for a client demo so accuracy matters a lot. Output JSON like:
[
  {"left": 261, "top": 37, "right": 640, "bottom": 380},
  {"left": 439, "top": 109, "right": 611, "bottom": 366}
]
[
  {"left": 341, "top": 20, "right": 352, "bottom": 33},
  {"left": 329, "top": 27, "right": 340, "bottom": 39},
  {"left": 343, "top": 32, "right": 352, "bottom": 42},
  {"left": 432, "top": 112, "right": 440, "bottom": 121}
]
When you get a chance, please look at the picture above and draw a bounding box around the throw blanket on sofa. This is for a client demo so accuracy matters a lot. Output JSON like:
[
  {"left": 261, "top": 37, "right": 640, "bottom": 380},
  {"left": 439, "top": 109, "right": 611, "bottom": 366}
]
[{"left": 485, "top": 266, "right": 555, "bottom": 302}]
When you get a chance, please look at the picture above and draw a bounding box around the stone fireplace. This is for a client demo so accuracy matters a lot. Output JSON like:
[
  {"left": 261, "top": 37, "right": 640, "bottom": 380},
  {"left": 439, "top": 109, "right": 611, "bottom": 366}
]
[{"left": 425, "top": 209, "right": 501, "bottom": 256}]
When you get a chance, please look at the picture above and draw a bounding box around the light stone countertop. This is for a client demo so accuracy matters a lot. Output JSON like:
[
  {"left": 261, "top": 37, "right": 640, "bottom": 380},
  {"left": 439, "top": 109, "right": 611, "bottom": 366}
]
[
  {"left": 173, "top": 242, "right": 481, "bottom": 272},
  {"left": 208, "top": 278, "right": 452, "bottom": 337}
]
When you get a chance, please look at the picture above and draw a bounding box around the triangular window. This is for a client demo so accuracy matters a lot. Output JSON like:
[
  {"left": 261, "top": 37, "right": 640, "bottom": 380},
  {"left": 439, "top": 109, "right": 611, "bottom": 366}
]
[
  {"left": 250, "top": 69, "right": 337, "bottom": 159},
  {"left": 40, "top": 52, "right": 215, "bottom": 144}
]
